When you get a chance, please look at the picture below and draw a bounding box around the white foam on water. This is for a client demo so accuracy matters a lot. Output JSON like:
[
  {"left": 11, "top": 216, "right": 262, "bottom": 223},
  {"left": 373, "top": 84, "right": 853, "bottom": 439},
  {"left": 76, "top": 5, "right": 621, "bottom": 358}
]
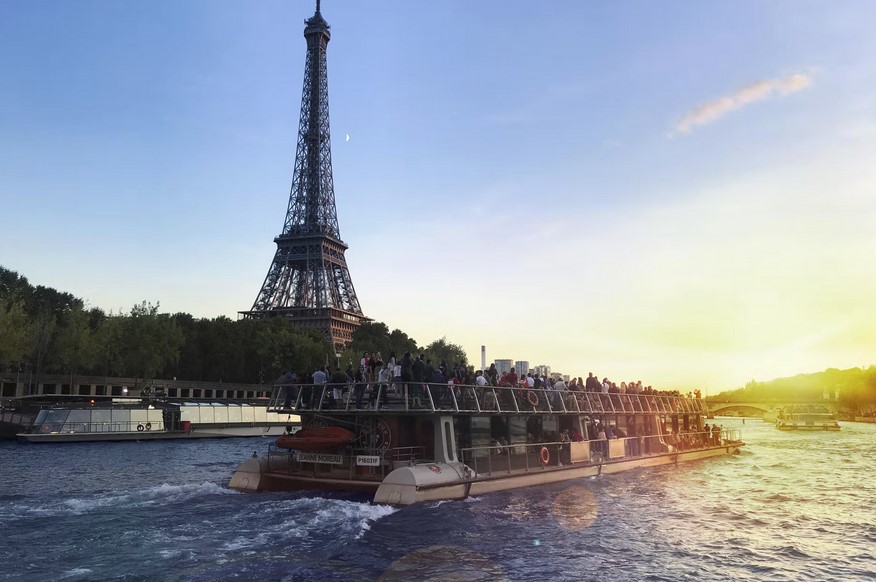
[
  {"left": 60, "top": 567, "right": 93, "bottom": 579},
  {"left": 11, "top": 481, "right": 239, "bottom": 518},
  {"left": 220, "top": 497, "right": 398, "bottom": 551},
  {"left": 140, "top": 481, "right": 240, "bottom": 503},
  {"left": 156, "top": 547, "right": 199, "bottom": 563},
  {"left": 64, "top": 494, "right": 134, "bottom": 514},
  {"left": 311, "top": 498, "right": 398, "bottom": 540}
]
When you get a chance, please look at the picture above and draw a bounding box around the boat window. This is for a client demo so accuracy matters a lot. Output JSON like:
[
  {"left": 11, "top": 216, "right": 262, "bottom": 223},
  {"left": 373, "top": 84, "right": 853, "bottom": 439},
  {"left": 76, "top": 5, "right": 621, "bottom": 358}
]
[
  {"left": 34, "top": 410, "right": 48, "bottom": 425},
  {"left": 42, "top": 408, "right": 69, "bottom": 431},
  {"left": 542, "top": 416, "right": 559, "bottom": 437},
  {"left": 66, "top": 410, "right": 91, "bottom": 424},
  {"left": 111, "top": 409, "right": 131, "bottom": 424},
  {"left": 468, "top": 417, "right": 492, "bottom": 449},
  {"left": 444, "top": 420, "right": 455, "bottom": 462},
  {"left": 91, "top": 410, "right": 111, "bottom": 424},
  {"left": 43, "top": 408, "right": 69, "bottom": 425}
]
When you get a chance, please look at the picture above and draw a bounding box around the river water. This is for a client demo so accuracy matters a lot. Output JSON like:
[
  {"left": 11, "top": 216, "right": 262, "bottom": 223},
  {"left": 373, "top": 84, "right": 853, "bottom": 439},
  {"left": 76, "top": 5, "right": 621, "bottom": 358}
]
[{"left": 1, "top": 418, "right": 874, "bottom": 581}]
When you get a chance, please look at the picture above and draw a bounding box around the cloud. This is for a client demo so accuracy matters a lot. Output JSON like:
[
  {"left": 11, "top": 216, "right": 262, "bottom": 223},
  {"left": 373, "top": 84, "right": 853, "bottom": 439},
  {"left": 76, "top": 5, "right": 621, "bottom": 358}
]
[{"left": 671, "top": 73, "right": 812, "bottom": 136}]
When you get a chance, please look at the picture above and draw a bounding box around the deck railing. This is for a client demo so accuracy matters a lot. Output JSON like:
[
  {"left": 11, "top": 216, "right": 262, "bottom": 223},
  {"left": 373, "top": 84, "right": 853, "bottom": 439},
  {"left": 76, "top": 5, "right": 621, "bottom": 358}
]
[{"left": 268, "top": 382, "right": 708, "bottom": 417}]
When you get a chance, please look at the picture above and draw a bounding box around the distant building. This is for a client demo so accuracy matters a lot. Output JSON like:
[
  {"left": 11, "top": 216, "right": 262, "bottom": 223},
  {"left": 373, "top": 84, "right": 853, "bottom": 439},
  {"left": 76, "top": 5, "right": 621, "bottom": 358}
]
[
  {"left": 494, "top": 359, "right": 514, "bottom": 376},
  {"left": 515, "top": 361, "right": 530, "bottom": 376},
  {"left": 533, "top": 365, "right": 551, "bottom": 378}
]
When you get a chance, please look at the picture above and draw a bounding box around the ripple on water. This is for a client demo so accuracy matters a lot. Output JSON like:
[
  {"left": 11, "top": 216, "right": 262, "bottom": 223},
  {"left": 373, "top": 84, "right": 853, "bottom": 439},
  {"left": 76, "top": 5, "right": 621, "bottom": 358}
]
[{"left": 2, "top": 421, "right": 876, "bottom": 581}]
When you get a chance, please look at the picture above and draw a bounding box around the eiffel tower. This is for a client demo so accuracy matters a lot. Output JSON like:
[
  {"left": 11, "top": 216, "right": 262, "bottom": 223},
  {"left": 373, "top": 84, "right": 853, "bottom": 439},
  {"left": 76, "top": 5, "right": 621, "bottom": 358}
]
[{"left": 242, "top": 1, "right": 369, "bottom": 351}]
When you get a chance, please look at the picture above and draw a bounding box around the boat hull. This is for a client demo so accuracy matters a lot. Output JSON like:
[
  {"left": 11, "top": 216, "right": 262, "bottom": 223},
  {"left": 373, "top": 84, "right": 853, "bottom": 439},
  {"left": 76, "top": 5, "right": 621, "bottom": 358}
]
[
  {"left": 374, "top": 443, "right": 741, "bottom": 505},
  {"left": 230, "top": 443, "right": 742, "bottom": 504},
  {"left": 776, "top": 426, "right": 841, "bottom": 431}
]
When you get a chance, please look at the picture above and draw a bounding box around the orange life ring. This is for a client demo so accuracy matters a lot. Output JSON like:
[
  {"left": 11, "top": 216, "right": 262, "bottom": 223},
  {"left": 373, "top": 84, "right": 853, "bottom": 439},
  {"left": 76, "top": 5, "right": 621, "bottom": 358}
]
[
  {"left": 527, "top": 391, "right": 539, "bottom": 407},
  {"left": 539, "top": 446, "right": 550, "bottom": 465}
]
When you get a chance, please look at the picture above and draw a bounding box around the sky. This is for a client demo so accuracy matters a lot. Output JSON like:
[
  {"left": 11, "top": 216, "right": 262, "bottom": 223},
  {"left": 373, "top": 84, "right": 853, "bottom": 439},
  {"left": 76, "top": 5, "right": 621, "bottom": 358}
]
[{"left": 2, "top": 1, "right": 875, "bottom": 392}]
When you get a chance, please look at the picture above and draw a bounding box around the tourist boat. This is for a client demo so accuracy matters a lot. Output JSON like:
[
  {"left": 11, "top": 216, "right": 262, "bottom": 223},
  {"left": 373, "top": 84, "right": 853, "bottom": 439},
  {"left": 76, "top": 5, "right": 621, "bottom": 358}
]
[
  {"left": 17, "top": 400, "right": 298, "bottom": 443},
  {"left": 775, "top": 407, "right": 841, "bottom": 431},
  {"left": 229, "top": 381, "right": 743, "bottom": 505}
]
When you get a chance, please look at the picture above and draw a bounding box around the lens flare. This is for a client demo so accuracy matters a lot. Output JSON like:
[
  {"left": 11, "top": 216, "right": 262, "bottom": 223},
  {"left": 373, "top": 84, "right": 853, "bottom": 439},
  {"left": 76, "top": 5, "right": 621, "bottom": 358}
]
[
  {"left": 552, "top": 486, "right": 598, "bottom": 531},
  {"left": 379, "top": 545, "right": 508, "bottom": 581}
]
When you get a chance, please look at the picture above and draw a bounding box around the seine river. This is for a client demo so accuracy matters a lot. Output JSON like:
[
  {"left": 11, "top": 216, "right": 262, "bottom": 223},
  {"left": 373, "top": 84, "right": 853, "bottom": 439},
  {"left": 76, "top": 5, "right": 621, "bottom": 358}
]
[{"left": 1, "top": 418, "right": 873, "bottom": 581}]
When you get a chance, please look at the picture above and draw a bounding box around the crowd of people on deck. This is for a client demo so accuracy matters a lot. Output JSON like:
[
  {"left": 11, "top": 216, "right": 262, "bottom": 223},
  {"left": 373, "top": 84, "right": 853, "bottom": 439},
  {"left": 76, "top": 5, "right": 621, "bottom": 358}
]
[{"left": 281, "top": 352, "right": 707, "bottom": 412}]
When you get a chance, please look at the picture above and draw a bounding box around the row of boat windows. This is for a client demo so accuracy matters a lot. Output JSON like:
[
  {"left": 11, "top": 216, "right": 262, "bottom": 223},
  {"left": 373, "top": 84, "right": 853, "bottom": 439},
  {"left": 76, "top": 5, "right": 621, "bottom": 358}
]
[
  {"left": 15, "top": 384, "right": 269, "bottom": 400},
  {"left": 459, "top": 413, "right": 699, "bottom": 452},
  {"left": 33, "top": 405, "right": 283, "bottom": 428},
  {"left": 34, "top": 408, "right": 161, "bottom": 426}
]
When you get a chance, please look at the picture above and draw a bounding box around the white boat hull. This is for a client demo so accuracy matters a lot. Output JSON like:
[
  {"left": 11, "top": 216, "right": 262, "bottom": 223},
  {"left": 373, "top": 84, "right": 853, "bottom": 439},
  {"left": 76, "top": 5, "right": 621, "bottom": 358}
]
[{"left": 18, "top": 424, "right": 287, "bottom": 443}]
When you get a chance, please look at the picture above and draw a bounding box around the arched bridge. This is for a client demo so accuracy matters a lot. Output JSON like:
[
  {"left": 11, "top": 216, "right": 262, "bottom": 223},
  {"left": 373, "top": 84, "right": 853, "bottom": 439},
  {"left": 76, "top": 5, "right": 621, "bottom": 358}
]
[{"left": 705, "top": 400, "right": 835, "bottom": 416}]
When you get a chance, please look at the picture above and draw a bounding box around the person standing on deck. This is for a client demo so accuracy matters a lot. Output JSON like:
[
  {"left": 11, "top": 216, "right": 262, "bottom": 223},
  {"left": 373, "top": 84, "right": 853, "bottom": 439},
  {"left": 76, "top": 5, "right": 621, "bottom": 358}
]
[
  {"left": 487, "top": 363, "right": 498, "bottom": 386},
  {"left": 412, "top": 355, "right": 426, "bottom": 408},
  {"left": 325, "top": 368, "right": 342, "bottom": 408},
  {"left": 401, "top": 352, "right": 413, "bottom": 406},
  {"left": 354, "top": 366, "right": 366, "bottom": 409},
  {"left": 711, "top": 423, "right": 721, "bottom": 445},
  {"left": 312, "top": 367, "right": 327, "bottom": 408},
  {"left": 376, "top": 363, "right": 391, "bottom": 408}
]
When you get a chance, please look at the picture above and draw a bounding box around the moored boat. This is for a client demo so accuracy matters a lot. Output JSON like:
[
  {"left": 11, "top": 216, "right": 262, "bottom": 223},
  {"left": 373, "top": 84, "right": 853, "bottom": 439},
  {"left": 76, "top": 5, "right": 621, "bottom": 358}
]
[
  {"left": 17, "top": 400, "right": 298, "bottom": 443},
  {"left": 229, "top": 381, "right": 743, "bottom": 505}
]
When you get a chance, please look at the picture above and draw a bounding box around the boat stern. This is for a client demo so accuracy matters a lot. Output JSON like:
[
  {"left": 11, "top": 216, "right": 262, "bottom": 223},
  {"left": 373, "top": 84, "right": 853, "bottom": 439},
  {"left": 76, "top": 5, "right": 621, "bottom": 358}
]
[
  {"left": 373, "top": 461, "right": 472, "bottom": 505},
  {"left": 228, "top": 456, "right": 271, "bottom": 493}
]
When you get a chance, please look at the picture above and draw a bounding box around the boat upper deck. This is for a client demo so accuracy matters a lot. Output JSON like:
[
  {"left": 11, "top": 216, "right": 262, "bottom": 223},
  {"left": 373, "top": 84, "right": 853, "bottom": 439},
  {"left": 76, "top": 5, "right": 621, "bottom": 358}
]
[{"left": 268, "top": 382, "right": 707, "bottom": 417}]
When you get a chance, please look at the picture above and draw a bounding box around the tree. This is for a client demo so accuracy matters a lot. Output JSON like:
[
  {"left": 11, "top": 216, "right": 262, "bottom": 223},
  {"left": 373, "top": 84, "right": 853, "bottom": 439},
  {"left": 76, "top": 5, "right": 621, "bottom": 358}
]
[
  {"left": 29, "top": 301, "right": 56, "bottom": 389},
  {"left": 119, "top": 301, "right": 184, "bottom": 382},
  {"left": 250, "top": 318, "right": 331, "bottom": 382},
  {"left": 55, "top": 303, "right": 98, "bottom": 384},
  {"left": 94, "top": 313, "right": 125, "bottom": 378},
  {"left": 423, "top": 337, "right": 468, "bottom": 368},
  {"left": 0, "top": 300, "right": 31, "bottom": 370}
]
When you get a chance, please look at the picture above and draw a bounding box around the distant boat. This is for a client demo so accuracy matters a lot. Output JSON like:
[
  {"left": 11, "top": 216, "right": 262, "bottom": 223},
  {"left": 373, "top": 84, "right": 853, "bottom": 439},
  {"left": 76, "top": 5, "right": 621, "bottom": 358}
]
[{"left": 776, "top": 408, "right": 840, "bottom": 431}]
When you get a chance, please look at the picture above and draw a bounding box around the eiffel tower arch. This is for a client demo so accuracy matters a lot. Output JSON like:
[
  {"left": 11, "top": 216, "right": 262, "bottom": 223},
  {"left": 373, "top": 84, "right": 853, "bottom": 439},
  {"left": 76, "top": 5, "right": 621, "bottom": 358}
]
[{"left": 242, "top": 1, "right": 369, "bottom": 352}]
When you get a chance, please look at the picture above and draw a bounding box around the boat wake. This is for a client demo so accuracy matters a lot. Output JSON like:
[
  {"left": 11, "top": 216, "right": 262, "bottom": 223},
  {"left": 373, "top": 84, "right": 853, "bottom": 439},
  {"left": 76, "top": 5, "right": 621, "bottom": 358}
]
[
  {"left": 219, "top": 497, "right": 398, "bottom": 552},
  {"left": 3, "top": 482, "right": 238, "bottom": 521}
]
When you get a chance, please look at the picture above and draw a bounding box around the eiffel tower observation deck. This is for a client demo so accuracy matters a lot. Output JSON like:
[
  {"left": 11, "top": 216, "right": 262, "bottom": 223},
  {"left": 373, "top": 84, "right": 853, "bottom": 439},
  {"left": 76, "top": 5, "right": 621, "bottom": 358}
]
[{"left": 242, "top": 1, "right": 369, "bottom": 351}]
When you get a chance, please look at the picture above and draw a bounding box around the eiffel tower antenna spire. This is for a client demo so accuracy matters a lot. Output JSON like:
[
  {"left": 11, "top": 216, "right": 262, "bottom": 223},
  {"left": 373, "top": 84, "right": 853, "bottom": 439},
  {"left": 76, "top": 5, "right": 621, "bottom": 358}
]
[{"left": 242, "top": 3, "right": 369, "bottom": 351}]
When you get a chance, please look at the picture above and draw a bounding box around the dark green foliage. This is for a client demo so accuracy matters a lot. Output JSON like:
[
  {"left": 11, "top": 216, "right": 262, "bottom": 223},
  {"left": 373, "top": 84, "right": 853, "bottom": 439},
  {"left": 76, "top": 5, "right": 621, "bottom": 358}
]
[
  {"left": 338, "top": 322, "right": 420, "bottom": 370},
  {"left": 0, "top": 266, "right": 471, "bottom": 385},
  {"left": 423, "top": 337, "right": 469, "bottom": 369}
]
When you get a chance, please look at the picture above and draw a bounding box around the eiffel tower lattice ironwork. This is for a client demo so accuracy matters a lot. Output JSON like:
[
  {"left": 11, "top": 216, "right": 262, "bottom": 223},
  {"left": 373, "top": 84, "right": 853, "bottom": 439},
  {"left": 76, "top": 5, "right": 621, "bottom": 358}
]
[{"left": 242, "top": 1, "right": 369, "bottom": 351}]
